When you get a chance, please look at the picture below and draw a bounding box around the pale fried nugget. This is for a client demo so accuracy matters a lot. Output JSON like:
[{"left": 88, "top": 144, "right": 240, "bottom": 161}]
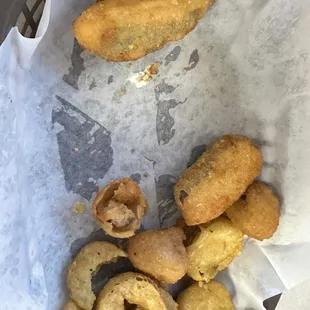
[
  {"left": 92, "top": 178, "right": 147, "bottom": 238},
  {"left": 186, "top": 216, "right": 243, "bottom": 282},
  {"left": 73, "top": 0, "right": 213, "bottom": 61},
  {"left": 174, "top": 135, "right": 263, "bottom": 225},
  {"left": 226, "top": 181, "right": 280, "bottom": 240},
  {"left": 128, "top": 227, "right": 188, "bottom": 284},
  {"left": 177, "top": 281, "right": 236, "bottom": 310},
  {"left": 63, "top": 300, "right": 82, "bottom": 310},
  {"left": 67, "top": 241, "right": 127, "bottom": 310},
  {"left": 96, "top": 272, "right": 178, "bottom": 310}
]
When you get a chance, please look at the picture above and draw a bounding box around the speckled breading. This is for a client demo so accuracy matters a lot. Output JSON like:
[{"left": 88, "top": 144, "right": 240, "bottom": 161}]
[
  {"left": 67, "top": 241, "right": 127, "bottom": 310},
  {"left": 72, "top": 0, "right": 214, "bottom": 61},
  {"left": 186, "top": 216, "right": 243, "bottom": 282},
  {"left": 226, "top": 181, "right": 280, "bottom": 241},
  {"left": 63, "top": 300, "right": 82, "bottom": 310},
  {"left": 96, "top": 272, "right": 177, "bottom": 310},
  {"left": 92, "top": 178, "right": 147, "bottom": 238},
  {"left": 128, "top": 227, "right": 188, "bottom": 284},
  {"left": 177, "top": 281, "right": 236, "bottom": 310},
  {"left": 174, "top": 135, "right": 263, "bottom": 226}
]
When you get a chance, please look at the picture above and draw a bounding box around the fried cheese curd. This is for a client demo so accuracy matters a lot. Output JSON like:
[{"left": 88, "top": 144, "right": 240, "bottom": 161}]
[
  {"left": 226, "top": 181, "right": 280, "bottom": 241},
  {"left": 128, "top": 227, "right": 188, "bottom": 284},
  {"left": 186, "top": 216, "right": 243, "bottom": 282},
  {"left": 177, "top": 281, "right": 236, "bottom": 310},
  {"left": 73, "top": 0, "right": 214, "bottom": 61},
  {"left": 92, "top": 178, "right": 147, "bottom": 238},
  {"left": 174, "top": 135, "right": 263, "bottom": 225}
]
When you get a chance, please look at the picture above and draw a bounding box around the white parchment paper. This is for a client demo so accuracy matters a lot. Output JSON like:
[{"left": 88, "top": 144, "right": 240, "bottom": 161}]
[{"left": 1, "top": 0, "right": 310, "bottom": 309}]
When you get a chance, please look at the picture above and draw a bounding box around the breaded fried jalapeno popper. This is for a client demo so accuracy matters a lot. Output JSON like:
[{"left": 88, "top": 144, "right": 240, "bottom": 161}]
[
  {"left": 174, "top": 135, "right": 263, "bottom": 226},
  {"left": 73, "top": 0, "right": 214, "bottom": 61}
]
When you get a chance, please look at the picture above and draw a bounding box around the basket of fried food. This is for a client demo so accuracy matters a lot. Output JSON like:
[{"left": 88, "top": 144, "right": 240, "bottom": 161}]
[{"left": 63, "top": 134, "right": 280, "bottom": 309}]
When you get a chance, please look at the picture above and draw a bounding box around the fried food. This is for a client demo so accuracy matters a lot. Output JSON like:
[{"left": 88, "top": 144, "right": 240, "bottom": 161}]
[
  {"left": 63, "top": 300, "right": 82, "bottom": 310},
  {"left": 96, "top": 272, "right": 177, "bottom": 310},
  {"left": 73, "top": 0, "right": 214, "bottom": 61},
  {"left": 174, "top": 135, "right": 263, "bottom": 225},
  {"left": 177, "top": 281, "right": 236, "bottom": 310},
  {"left": 186, "top": 216, "right": 243, "bottom": 282},
  {"left": 128, "top": 227, "right": 188, "bottom": 284},
  {"left": 67, "top": 241, "right": 127, "bottom": 310},
  {"left": 92, "top": 178, "right": 147, "bottom": 238},
  {"left": 226, "top": 181, "right": 280, "bottom": 240}
]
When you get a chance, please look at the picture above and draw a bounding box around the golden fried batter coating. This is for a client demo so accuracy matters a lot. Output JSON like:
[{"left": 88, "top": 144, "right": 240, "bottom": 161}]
[
  {"left": 186, "top": 216, "right": 243, "bottom": 282},
  {"left": 67, "top": 241, "right": 127, "bottom": 310},
  {"left": 73, "top": 0, "right": 214, "bottom": 61},
  {"left": 177, "top": 281, "right": 236, "bottom": 310},
  {"left": 128, "top": 227, "right": 188, "bottom": 284},
  {"left": 226, "top": 181, "right": 280, "bottom": 240},
  {"left": 96, "top": 272, "right": 177, "bottom": 310},
  {"left": 92, "top": 178, "right": 147, "bottom": 238},
  {"left": 63, "top": 300, "right": 82, "bottom": 310},
  {"left": 174, "top": 135, "right": 263, "bottom": 225}
]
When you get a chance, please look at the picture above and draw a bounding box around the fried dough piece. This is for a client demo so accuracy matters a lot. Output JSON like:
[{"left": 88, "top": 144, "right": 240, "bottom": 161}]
[
  {"left": 128, "top": 227, "right": 188, "bottom": 284},
  {"left": 67, "top": 241, "right": 127, "bottom": 310},
  {"left": 226, "top": 181, "right": 280, "bottom": 240},
  {"left": 177, "top": 281, "right": 236, "bottom": 310},
  {"left": 186, "top": 216, "right": 243, "bottom": 282},
  {"left": 63, "top": 300, "right": 82, "bottom": 310},
  {"left": 96, "top": 272, "right": 177, "bottom": 310},
  {"left": 174, "top": 135, "right": 263, "bottom": 225},
  {"left": 92, "top": 178, "right": 147, "bottom": 238},
  {"left": 73, "top": 0, "right": 214, "bottom": 61}
]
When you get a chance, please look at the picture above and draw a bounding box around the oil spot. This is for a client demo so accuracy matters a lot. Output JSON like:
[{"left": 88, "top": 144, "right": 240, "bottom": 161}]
[
  {"left": 185, "top": 49, "right": 199, "bottom": 71},
  {"left": 53, "top": 95, "right": 113, "bottom": 200},
  {"left": 63, "top": 39, "right": 85, "bottom": 90},
  {"left": 89, "top": 79, "right": 97, "bottom": 90},
  {"left": 130, "top": 173, "right": 141, "bottom": 184},
  {"left": 156, "top": 98, "right": 187, "bottom": 145},
  {"left": 155, "top": 80, "right": 177, "bottom": 101},
  {"left": 164, "top": 46, "right": 181, "bottom": 66},
  {"left": 156, "top": 174, "right": 180, "bottom": 227},
  {"left": 187, "top": 144, "right": 207, "bottom": 167},
  {"left": 108, "top": 75, "right": 114, "bottom": 85}
]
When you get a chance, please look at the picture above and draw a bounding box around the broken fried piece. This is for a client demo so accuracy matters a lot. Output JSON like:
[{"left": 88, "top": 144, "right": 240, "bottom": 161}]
[
  {"left": 96, "top": 272, "right": 177, "bottom": 310},
  {"left": 177, "top": 281, "right": 236, "bottom": 310},
  {"left": 73, "top": 0, "right": 214, "bottom": 61},
  {"left": 226, "top": 181, "right": 280, "bottom": 241},
  {"left": 92, "top": 178, "right": 147, "bottom": 238},
  {"left": 174, "top": 135, "right": 263, "bottom": 225},
  {"left": 128, "top": 227, "right": 188, "bottom": 284},
  {"left": 63, "top": 300, "right": 82, "bottom": 310},
  {"left": 67, "top": 241, "right": 127, "bottom": 310},
  {"left": 186, "top": 216, "right": 243, "bottom": 282}
]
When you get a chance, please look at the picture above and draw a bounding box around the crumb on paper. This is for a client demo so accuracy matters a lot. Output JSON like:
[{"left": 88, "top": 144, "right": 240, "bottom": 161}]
[
  {"left": 143, "top": 172, "right": 149, "bottom": 178},
  {"left": 127, "top": 63, "right": 161, "bottom": 88},
  {"left": 131, "top": 148, "right": 135, "bottom": 153},
  {"left": 73, "top": 148, "right": 79, "bottom": 152},
  {"left": 72, "top": 201, "right": 86, "bottom": 214},
  {"left": 128, "top": 63, "right": 132, "bottom": 68},
  {"left": 120, "top": 89, "right": 127, "bottom": 96}
]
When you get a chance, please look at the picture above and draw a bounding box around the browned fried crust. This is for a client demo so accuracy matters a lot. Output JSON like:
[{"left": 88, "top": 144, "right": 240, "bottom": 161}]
[
  {"left": 73, "top": 0, "right": 214, "bottom": 61},
  {"left": 128, "top": 227, "right": 188, "bottom": 284},
  {"left": 67, "top": 241, "right": 127, "bottom": 310},
  {"left": 92, "top": 178, "right": 147, "bottom": 238},
  {"left": 177, "top": 280, "right": 236, "bottom": 310},
  {"left": 226, "top": 181, "right": 280, "bottom": 240},
  {"left": 174, "top": 135, "right": 263, "bottom": 226},
  {"left": 186, "top": 216, "right": 243, "bottom": 282},
  {"left": 96, "top": 272, "right": 177, "bottom": 309}
]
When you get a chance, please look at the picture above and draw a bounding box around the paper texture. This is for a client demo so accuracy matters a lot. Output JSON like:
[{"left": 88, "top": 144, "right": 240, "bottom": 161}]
[{"left": 1, "top": 0, "right": 310, "bottom": 309}]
